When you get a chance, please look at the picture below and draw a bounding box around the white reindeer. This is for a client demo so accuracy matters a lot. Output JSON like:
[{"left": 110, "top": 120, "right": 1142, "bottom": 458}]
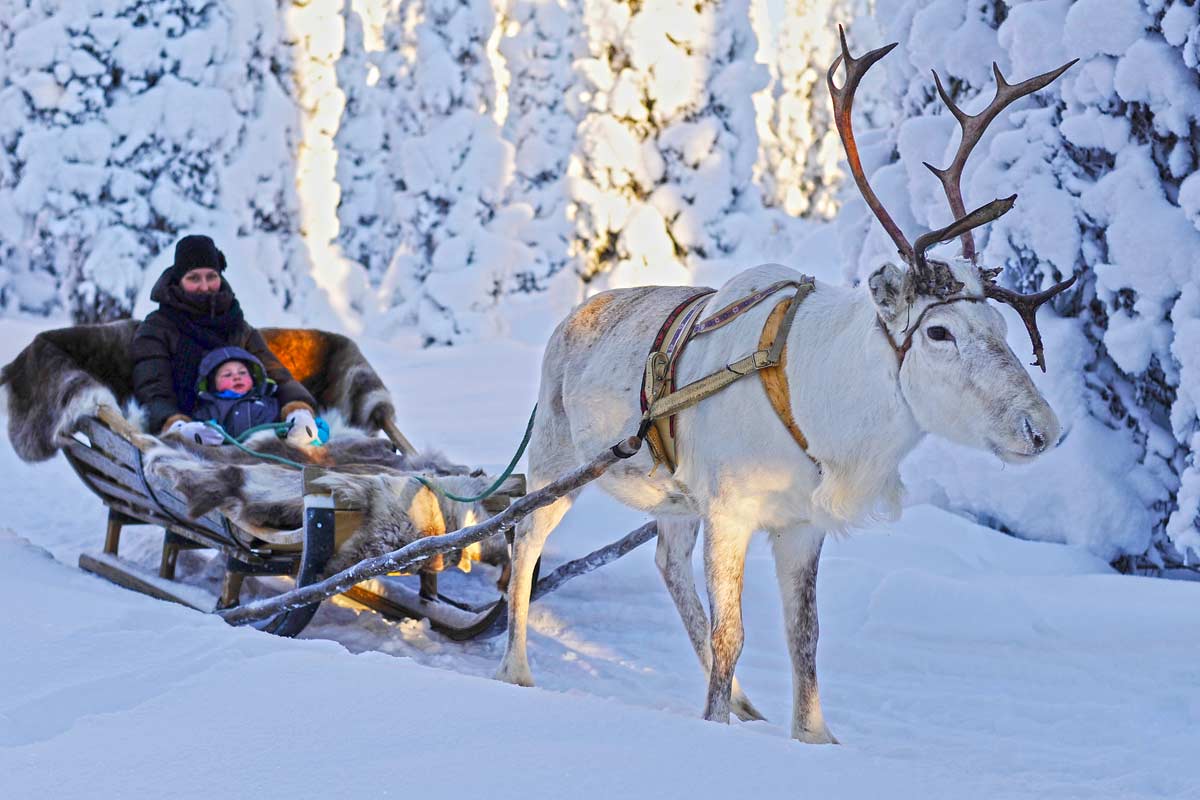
[{"left": 495, "top": 31, "right": 1077, "bottom": 743}]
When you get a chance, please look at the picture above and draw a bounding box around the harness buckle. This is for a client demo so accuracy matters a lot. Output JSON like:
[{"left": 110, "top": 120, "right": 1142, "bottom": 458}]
[
  {"left": 644, "top": 352, "right": 669, "bottom": 403},
  {"left": 752, "top": 349, "right": 776, "bottom": 370}
]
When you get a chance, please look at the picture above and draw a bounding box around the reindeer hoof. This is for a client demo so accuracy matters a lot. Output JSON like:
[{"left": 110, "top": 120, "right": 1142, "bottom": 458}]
[
  {"left": 494, "top": 663, "right": 535, "bottom": 688},
  {"left": 796, "top": 726, "right": 839, "bottom": 745},
  {"left": 731, "top": 691, "right": 766, "bottom": 722}
]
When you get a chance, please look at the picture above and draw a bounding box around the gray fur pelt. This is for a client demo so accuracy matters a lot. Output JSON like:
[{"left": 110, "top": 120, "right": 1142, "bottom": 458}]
[
  {"left": 1, "top": 322, "right": 401, "bottom": 461},
  {"left": 259, "top": 327, "right": 397, "bottom": 431},
  {"left": 0, "top": 320, "right": 139, "bottom": 461},
  {"left": 145, "top": 426, "right": 473, "bottom": 528},
  {"left": 314, "top": 472, "right": 499, "bottom": 576},
  {"left": 146, "top": 444, "right": 503, "bottom": 576}
]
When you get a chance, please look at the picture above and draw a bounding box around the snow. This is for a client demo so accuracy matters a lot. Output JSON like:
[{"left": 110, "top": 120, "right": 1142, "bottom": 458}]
[
  {"left": 1162, "top": 1, "right": 1198, "bottom": 48},
  {"left": 0, "top": 1, "right": 319, "bottom": 323},
  {"left": 3, "top": 318, "right": 1200, "bottom": 798},
  {"left": 1063, "top": 0, "right": 1150, "bottom": 57},
  {"left": 1114, "top": 39, "right": 1200, "bottom": 138}
]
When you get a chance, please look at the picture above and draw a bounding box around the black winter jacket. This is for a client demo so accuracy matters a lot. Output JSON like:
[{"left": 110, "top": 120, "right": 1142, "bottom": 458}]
[{"left": 132, "top": 268, "right": 316, "bottom": 433}]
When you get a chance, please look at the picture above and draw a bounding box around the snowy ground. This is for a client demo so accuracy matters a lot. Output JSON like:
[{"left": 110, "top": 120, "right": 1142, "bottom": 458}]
[{"left": 2, "top": 319, "right": 1199, "bottom": 799}]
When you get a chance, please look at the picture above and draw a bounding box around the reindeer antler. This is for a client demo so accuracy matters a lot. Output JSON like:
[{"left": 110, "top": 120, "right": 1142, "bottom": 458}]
[
  {"left": 829, "top": 27, "right": 1078, "bottom": 370},
  {"left": 925, "top": 60, "right": 1078, "bottom": 261},
  {"left": 983, "top": 274, "right": 1078, "bottom": 372},
  {"left": 827, "top": 28, "right": 1024, "bottom": 286},
  {"left": 827, "top": 27, "right": 911, "bottom": 264},
  {"left": 912, "top": 195, "right": 1016, "bottom": 265},
  {"left": 924, "top": 57, "right": 1079, "bottom": 371}
]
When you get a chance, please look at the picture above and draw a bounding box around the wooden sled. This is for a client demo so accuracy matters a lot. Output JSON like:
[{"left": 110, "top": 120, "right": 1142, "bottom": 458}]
[
  {"left": 66, "top": 403, "right": 524, "bottom": 638},
  {"left": 55, "top": 327, "right": 655, "bottom": 639}
]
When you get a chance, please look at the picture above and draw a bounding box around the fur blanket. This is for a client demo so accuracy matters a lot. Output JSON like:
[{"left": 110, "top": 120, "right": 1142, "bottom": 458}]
[
  {"left": 144, "top": 438, "right": 498, "bottom": 576},
  {"left": 1, "top": 320, "right": 139, "bottom": 462},
  {"left": 1, "top": 322, "right": 507, "bottom": 575}
]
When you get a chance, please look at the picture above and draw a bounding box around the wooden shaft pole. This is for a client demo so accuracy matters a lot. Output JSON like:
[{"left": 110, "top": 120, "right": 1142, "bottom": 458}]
[
  {"left": 220, "top": 436, "right": 643, "bottom": 625},
  {"left": 382, "top": 418, "right": 418, "bottom": 457}
]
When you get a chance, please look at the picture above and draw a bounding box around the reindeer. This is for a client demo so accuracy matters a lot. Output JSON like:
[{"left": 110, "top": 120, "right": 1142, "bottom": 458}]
[{"left": 495, "top": 30, "right": 1077, "bottom": 743}]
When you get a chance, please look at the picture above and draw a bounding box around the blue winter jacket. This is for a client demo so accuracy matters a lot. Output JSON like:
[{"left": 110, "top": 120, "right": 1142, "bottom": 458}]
[{"left": 191, "top": 346, "right": 281, "bottom": 440}]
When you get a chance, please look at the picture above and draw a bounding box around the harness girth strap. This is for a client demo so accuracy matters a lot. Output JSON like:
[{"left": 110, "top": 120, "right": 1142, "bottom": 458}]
[
  {"left": 757, "top": 298, "right": 811, "bottom": 453},
  {"left": 640, "top": 276, "right": 817, "bottom": 472}
]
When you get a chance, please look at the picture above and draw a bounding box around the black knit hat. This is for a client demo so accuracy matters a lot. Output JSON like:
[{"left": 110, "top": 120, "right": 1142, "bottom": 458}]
[{"left": 170, "top": 234, "right": 227, "bottom": 283}]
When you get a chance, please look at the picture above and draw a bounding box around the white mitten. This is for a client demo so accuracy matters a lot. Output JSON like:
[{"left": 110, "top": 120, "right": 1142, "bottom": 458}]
[
  {"left": 285, "top": 408, "right": 317, "bottom": 447},
  {"left": 171, "top": 420, "right": 224, "bottom": 446}
]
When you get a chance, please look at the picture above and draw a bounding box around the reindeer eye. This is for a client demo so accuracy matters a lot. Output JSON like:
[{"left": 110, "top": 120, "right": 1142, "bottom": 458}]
[{"left": 926, "top": 325, "right": 953, "bottom": 342}]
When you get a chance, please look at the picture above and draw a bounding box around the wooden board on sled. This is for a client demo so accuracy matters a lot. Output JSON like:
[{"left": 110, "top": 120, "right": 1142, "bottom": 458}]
[{"left": 3, "top": 322, "right": 653, "bottom": 639}]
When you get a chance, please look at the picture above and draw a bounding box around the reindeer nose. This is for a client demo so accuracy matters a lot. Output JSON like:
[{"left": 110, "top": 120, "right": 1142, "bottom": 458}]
[{"left": 1023, "top": 417, "right": 1047, "bottom": 453}]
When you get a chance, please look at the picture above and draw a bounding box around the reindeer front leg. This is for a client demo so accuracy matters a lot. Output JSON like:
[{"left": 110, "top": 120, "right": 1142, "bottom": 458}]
[
  {"left": 655, "top": 516, "right": 765, "bottom": 721},
  {"left": 495, "top": 493, "right": 575, "bottom": 687},
  {"left": 702, "top": 515, "right": 755, "bottom": 723},
  {"left": 770, "top": 527, "right": 837, "bottom": 743}
]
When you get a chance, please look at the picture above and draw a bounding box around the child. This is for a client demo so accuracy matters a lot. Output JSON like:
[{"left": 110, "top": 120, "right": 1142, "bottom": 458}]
[{"left": 191, "top": 346, "right": 281, "bottom": 441}]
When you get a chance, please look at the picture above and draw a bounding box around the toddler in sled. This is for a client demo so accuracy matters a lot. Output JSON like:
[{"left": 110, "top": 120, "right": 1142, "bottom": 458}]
[
  {"left": 169, "top": 347, "right": 278, "bottom": 445},
  {"left": 170, "top": 347, "right": 328, "bottom": 447},
  {"left": 189, "top": 346, "right": 281, "bottom": 443}
]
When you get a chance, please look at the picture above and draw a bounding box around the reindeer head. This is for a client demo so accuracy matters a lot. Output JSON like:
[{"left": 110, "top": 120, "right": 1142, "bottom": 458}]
[{"left": 829, "top": 28, "right": 1076, "bottom": 462}]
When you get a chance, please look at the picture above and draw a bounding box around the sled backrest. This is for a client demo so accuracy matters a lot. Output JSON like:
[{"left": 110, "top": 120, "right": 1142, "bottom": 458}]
[{"left": 261, "top": 328, "right": 397, "bottom": 433}]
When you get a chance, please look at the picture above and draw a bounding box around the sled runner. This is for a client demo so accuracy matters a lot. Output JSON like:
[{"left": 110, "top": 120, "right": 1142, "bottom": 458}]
[{"left": 3, "top": 322, "right": 655, "bottom": 639}]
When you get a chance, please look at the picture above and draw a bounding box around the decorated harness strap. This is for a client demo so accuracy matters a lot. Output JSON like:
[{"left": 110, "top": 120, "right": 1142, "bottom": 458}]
[
  {"left": 639, "top": 277, "right": 818, "bottom": 474},
  {"left": 639, "top": 289, "right": 717, "bottom": 472},
  {"left": 691, "top": 279, "right": 812, "bottom": 335}
]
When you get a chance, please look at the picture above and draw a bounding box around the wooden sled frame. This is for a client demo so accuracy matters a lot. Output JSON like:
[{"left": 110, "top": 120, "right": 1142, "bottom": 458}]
[
  {"left": 68, "top": 405, "right": 657, "bottom": 640},
  {"left": 66, "top": 403, "right": 528, "bottom": 638}
]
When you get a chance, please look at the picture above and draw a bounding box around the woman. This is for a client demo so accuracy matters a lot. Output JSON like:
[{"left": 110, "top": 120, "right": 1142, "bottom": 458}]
[{"left": 131, "top": 234, "right": 318, "bottom": 446}]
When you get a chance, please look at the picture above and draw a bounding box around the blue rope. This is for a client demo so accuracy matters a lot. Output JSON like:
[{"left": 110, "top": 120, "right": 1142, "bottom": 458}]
[
  {"left": 409, "top": 405, "right": 536, "bottom": 503},
  {"left": 203, "top": 420, "right": 307, "bottom": 469},
  {"left": 200, "top": 406, "right": 538, "bottom": 505}
]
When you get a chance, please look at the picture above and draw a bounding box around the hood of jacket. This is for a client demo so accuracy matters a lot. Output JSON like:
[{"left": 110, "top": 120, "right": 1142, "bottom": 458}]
[{"left": 195, "top": 346, "right": 272, "bottom": 395}]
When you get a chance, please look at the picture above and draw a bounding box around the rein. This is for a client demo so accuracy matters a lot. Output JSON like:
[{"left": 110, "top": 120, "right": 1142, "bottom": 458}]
[{"left": 200, "top": 407, "right": 538, "bottom": 505}]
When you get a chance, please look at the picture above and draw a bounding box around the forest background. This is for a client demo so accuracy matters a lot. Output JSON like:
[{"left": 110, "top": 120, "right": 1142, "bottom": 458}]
[{"left": 1, "top": 0, "right": 1197, "bottom": 572}]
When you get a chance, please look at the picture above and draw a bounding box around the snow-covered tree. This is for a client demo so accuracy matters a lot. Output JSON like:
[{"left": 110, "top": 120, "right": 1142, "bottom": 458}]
[
  {"left": 0, "top": 1, "right": 319, "bottom": 323},
  {"left": 838, "top": 0, "right": 1200, "bottom": 569},
  {"left": 569, "top": 0, "right": 769, "bottom": 286},
  {"left": 335, "top": 2, "right": 394, "bottom": 285},
  {"left": 282, "top": 0, "right": 361, "bottom": 330},
  {"left": 338, "top": 0, "right": 534, "bottom": 344},
  {"left": 497, "top": 0, "right": 587, "bottom": 292},
  {"left": 756, "top": 0, "right": 858, "bottom": 219}
]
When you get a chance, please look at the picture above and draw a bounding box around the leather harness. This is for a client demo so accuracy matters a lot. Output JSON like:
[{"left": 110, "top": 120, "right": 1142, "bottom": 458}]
[
  {"left": 639, "top": 277, "right": 818, "bottom": 473},
  {"left": 637, "top": 278, "right": 993, "bottom": 474}
]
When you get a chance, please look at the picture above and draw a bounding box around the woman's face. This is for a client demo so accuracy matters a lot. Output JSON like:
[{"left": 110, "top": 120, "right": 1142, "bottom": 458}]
[{"left": 180, "top": 268, "right": 221, "bottom": 294}]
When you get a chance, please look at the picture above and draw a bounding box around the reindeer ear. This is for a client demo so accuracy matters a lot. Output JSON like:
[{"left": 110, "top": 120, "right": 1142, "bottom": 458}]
[{"left": 868, "top": 263, "right": 915, "bottom": 324}]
